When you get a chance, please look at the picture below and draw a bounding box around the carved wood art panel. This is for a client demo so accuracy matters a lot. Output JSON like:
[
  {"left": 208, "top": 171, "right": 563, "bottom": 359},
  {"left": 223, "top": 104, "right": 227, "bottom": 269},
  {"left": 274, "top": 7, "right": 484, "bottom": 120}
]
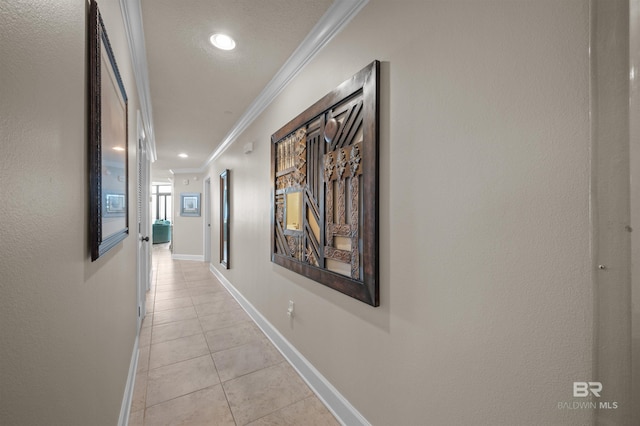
[{"left": 270, "top": 61, "right": 379, "bottom": 306}]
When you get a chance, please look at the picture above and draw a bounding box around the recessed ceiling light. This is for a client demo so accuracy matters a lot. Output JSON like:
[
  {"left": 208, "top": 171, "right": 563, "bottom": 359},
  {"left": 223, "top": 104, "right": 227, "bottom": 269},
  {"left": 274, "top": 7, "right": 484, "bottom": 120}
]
[
  {"left": 210, "top": 33, "right": 236, "bottom": 50},
  {"left": 113, "top": 146, "right": 125, "bottom": 151},
  {"left": 178, "top": 153, "right": 188, "bottom": 158}
]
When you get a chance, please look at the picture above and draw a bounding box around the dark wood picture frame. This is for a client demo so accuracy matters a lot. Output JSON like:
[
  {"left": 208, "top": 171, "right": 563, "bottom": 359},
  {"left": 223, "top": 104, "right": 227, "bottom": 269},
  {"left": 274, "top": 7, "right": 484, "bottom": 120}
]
[
  {"left": 220, "top": 169, "right": 230, "bottom": 269},
  {"left": 271, "top": 61, "right": 380, "bottom": 306},
  {"left": 89, "top": 0, "right": 129, "bottom": 261}
]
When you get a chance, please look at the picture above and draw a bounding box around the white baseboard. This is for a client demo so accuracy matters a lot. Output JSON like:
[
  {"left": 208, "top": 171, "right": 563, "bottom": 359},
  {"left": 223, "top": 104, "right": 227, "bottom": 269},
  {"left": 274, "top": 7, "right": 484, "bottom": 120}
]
[
  {"left": 118, "top": 336, "right": 139, "bottom": 426},
  {"left": 209, "top": 265, "right": 370, "bottom": 426},
  {"left": 172, "top": 254, "right": 204, "bottom": 261}
]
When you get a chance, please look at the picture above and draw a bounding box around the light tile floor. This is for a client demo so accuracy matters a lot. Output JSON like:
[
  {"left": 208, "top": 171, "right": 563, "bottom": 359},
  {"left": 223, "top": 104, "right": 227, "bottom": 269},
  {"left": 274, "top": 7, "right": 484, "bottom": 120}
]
[{"left": 128, "top": 244, "right": 339, "bottom": 426}]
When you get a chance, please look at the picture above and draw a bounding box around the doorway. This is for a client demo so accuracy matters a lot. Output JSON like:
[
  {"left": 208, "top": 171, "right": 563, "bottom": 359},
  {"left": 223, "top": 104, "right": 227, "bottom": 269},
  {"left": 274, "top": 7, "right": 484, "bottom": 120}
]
[
  {"left": 136, "top": 113, "right": 152, "bottom": 332},
  {"left": 204, "top": 177, "right": 212, "bottom": 263}
]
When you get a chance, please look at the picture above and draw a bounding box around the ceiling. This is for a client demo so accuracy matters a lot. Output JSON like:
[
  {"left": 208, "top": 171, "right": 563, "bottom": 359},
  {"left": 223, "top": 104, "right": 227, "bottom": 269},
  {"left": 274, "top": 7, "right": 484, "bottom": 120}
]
[{"left": 139, "top": 0, "right": 334, "bottom": 182}]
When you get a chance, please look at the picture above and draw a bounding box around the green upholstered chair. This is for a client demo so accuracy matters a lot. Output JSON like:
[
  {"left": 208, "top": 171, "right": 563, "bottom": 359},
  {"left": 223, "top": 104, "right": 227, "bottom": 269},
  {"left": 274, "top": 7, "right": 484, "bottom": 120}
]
[{"left": 152, "top": 220, "right": 171, "bottom": 244}]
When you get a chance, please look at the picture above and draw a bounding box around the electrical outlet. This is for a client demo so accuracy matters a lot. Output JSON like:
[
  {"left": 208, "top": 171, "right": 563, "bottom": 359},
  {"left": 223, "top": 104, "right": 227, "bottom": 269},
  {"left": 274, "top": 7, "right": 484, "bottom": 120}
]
[{"left": 287, "top": 300, "right": 294, "bottom": 317}]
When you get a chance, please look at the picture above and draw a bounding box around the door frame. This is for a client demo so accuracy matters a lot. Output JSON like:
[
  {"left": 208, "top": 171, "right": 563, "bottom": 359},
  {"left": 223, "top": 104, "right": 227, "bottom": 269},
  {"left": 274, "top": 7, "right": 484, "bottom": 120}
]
[
  {"left": 204, "top": 177, "right": 212, "bottom": 264},
  {"left": 136, "top": 110, "right": 151, "bottom": 331}
]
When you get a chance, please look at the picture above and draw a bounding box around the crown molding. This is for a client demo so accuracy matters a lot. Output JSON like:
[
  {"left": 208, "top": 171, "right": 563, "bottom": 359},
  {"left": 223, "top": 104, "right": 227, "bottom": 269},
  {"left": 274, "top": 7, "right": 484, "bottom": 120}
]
[
  {"left": 170, "top": 167, "right": 205, "bottom": 175},
  {"left": 119, "top": 0, "right": 368, "bottom": 169},
  {"left": 119, "top": 0, "right": 157, "bottom": 162},
  {"left": 203, "top": 0, "right": 369, "bottom": 168}
]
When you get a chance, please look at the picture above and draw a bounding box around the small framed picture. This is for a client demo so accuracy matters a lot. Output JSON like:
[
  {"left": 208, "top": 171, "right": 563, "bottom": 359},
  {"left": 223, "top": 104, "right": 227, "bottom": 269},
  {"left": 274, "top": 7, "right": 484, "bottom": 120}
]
[
  {"left": 104, "top": 193, "right": 126, "bottom": 216},
  {"left": 180, "top": 192, "right": 201, "bottom": 217}
]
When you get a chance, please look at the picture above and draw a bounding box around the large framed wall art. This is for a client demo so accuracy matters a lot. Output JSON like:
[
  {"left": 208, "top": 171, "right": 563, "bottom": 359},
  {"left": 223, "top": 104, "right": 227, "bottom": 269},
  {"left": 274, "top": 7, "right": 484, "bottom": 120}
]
[
  {"left": 89, "top": 0, "right": 129, "bottom": 261},
  {"left": 270, "top": 61, "right": 380, "bottom": 306}
]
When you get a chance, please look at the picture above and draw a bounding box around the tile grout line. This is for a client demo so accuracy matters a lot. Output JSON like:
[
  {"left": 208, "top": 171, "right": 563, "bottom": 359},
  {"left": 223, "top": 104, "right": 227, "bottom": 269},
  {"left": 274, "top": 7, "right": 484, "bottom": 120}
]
[
  {"left": 190, "top": 267, "right": 237, "bottom": 424},
  {"left": 141, "top": 246, "right": 174, "bottom": 423},
  {"left": 136, "top": 250, "right": 333, "bottom": 425}
]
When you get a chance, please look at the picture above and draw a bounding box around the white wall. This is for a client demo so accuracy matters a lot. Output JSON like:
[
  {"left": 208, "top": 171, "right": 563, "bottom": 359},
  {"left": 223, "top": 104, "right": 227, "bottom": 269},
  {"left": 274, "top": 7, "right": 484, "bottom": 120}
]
[
  {"left": 207, "top": 1, "right": 631, "bottom": 424},
  {"left": 0, "top": 0, "right": 139, "bottom": 424},
  {"left": 172, "top": 172, "right": 205, "bottom": 259}
]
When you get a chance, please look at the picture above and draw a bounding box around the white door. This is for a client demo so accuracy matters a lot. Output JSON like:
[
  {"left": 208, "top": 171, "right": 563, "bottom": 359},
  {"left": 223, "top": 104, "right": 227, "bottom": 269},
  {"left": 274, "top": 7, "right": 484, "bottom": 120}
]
[
  {"left": 136, "top": 127, "right": 151, "bottom": 331},
  {"left": 204, "top": 177, "right": 211, "bottom": 263}
]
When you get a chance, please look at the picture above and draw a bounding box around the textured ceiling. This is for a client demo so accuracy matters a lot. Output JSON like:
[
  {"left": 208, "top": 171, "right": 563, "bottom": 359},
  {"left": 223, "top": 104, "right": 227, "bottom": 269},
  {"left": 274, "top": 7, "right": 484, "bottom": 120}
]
[{"left": 141, "top": 0, "right": 333, "bottom": 181}]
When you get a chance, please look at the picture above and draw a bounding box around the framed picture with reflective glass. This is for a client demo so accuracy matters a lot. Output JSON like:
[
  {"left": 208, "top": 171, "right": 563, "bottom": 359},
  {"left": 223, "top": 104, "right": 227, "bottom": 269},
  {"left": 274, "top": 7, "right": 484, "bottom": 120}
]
[
  {"left": 180, "top": 193, "right": 201, "bottom": 217},
  {"left": 220, "top": 170, "right": 230, "bottom": 269},
  {"left": 89, "top": 0, "right": 129, "bottom": 261}
]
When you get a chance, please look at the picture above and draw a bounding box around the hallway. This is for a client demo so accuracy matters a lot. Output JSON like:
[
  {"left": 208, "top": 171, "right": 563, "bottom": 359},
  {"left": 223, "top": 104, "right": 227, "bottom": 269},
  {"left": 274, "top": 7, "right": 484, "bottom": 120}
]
[{"left": 128, "top": 245, "right": 338, "bottom": 425}]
